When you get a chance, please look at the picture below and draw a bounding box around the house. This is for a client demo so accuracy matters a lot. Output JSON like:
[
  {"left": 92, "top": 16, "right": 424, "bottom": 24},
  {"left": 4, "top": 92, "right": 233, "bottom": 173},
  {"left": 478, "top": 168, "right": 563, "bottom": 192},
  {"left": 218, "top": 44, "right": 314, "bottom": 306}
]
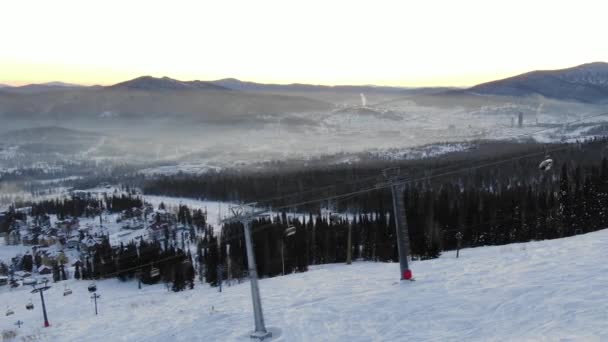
[
  {"left": 121, "top": 218, "right": 144, "bottom": 230},
  {"left": 154, "top": 210, "right": 175, "bottom": 224},
  {"left": 66, "top": 238, "right": 80, "bottom": 249},
  {"left": 10, "top": 220, "right": 28, "bottom": 232},
  {"left": 38, "top": 265, "right": 52, "bottom": 275},
  {"left": 37, "top": 234, "right": 57, "bottom": 247},
  {"left": 7, "top": 230, "right": 21, "bottom": 245},
  {"left": 148, "top": 222, "right": 169, "bottom": 241},
  {"left": 33, "top": 214, "right": 51, "bottom": 227},
  {"left": 81, "top": 236, "right": 101, "bottom": 252},
  {"left": 56, "top": 218, "right": 79, "bottom": 234}
]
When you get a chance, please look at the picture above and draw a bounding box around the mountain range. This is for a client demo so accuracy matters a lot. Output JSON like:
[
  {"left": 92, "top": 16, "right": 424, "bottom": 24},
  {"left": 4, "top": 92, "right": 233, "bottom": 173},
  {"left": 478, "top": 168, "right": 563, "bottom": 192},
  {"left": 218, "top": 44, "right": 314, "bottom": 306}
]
[
  {"left": 468, "top": 62, "right": 608, "bottom": 103},
  {"left": 0, "top": 62, "right": 607, "bottom": 121}
]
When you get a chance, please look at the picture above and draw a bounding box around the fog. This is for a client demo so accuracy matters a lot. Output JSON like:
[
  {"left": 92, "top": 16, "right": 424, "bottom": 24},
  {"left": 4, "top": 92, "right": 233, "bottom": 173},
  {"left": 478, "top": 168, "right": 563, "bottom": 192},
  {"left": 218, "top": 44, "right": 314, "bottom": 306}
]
[{"left": 2, "top": 90, "right": 607, "bottom": 179}]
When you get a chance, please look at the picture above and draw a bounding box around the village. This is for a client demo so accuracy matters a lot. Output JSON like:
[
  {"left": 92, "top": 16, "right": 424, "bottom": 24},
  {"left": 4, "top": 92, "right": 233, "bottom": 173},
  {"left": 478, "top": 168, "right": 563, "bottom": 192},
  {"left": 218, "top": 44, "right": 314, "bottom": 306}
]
[{"left": 0, "top": 187, "right": 209, "bottom": 291}]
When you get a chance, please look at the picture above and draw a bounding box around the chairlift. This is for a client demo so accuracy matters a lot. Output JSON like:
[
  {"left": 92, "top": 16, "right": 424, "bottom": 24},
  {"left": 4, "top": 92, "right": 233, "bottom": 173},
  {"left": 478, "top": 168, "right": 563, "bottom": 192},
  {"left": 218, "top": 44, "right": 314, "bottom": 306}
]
[
  {"left": 6, "top": 307, "right": 14, "bottom": 316},
  {"left": 87, "top": 282, "right": 97, "bottom": 293},
  {"left": 26, "top": 300, "right": 34, "bottom": 310},
  {"left": 538, "top": 156, "right": 554, "bottom": 172},
  {"left": 63, "top": 285, "right": 73, "bottom": 296},
  {"left": 150, "top": 267, "right": 160, "bottom": 278},
  {"left": 285, "top": 225, "right": 296, "bottom": 237}
]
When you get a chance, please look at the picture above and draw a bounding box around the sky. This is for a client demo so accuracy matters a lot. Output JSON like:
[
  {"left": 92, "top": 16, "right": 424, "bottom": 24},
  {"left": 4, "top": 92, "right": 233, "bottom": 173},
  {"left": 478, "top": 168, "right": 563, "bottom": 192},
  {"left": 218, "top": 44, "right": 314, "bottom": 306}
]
[{"left": 1, "top": 0, "right": 607, "bottom": 87}]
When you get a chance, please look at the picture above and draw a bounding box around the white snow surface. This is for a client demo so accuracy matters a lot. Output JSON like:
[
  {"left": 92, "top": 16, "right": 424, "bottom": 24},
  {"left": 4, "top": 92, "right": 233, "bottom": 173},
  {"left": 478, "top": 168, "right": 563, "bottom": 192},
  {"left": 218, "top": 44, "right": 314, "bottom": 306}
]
[{"left": 1, "top": 229, "right": 608, "bottom": 341}]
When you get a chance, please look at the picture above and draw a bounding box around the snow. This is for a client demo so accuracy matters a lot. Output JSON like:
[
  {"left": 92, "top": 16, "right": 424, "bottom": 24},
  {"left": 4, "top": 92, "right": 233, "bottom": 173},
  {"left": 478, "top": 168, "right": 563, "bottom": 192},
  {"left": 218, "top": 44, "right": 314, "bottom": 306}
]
[
  {"left": 0, "top": 240, "right": 30, "bottom": 263},
  {"left": 1, "top": 228, "right": 608, "bottom": 341},
  {"left": 139, "top": 163, "right": 223, "bottom": 176},
  {"left": 144, "top": 195, "right": 233, "bottom": 229},
  {"left": 33, "top": 176, "right": 83, "bottom": 185}
]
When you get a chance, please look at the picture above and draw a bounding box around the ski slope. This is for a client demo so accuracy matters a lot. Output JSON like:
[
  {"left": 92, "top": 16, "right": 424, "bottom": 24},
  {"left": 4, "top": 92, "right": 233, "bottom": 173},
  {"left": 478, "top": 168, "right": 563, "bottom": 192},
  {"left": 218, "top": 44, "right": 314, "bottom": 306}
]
[{"left": 1, "top": 229, "right": 608, "bottom": 341}]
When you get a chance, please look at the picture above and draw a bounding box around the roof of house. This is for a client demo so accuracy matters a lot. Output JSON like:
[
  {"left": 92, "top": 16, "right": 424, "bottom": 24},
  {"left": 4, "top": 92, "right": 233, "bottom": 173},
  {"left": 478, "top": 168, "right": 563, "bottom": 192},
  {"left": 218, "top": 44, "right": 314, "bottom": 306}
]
[{"left": 38, "top": 265, "right": 51, "bottom": 271}]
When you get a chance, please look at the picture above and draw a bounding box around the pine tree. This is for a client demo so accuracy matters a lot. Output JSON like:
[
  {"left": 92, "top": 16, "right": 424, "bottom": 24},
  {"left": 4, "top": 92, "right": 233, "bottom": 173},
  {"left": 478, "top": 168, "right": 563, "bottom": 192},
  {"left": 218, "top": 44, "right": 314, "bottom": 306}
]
[
  {"left": 21, "top": 254, "right": 33, "bottom": 273},
  {"left": 75, "top": 264, "right": 81, "bottom": 280},
  {"left": 558, "top": 163, "right": 572, "bottom": 237},
  {"left": 52, "top": 262, "right": 61, "bottom": 282},
  {"left": 60, "top": 263, "right": 67, "bottom": 280}
]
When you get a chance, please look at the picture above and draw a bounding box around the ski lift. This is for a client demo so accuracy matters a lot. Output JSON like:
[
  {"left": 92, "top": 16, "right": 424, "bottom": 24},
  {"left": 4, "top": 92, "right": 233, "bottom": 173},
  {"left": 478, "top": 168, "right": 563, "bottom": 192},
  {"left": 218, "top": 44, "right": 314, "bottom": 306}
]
[
  {"left": 26, "top": 300, "right": 34, "bottom": 310},
  {"left": 150, "top": 267, "right": 160, "bottom": 278},
  {"left": 285, "top": 225, "right": 296, "bottom": 237},
  {"left": 6, "top": 307, "right": 14, "bottom": 316},
  {"left": 538, "top": 156, "right": 554, "bottom": 171},
  {"left": 63, "top": 285, "right": 73, "bottom": 296},
  {"left": 87, "top": 282, "right": 97, "bottom": 293}
]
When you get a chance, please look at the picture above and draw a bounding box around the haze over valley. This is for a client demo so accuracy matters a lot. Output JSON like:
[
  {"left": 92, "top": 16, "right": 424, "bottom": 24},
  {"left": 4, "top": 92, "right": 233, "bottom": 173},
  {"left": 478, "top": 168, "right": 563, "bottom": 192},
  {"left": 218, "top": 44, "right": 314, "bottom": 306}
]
[{"left": 1, "top": 62, "right": 608, "bottom": 178}]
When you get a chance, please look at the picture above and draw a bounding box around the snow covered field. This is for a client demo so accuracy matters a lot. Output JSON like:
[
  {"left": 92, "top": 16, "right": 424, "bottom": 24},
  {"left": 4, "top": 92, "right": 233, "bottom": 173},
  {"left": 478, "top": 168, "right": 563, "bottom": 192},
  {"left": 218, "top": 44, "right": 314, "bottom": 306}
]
[{"left": 1, "top": 228, "right": 607, "bottom": 341}]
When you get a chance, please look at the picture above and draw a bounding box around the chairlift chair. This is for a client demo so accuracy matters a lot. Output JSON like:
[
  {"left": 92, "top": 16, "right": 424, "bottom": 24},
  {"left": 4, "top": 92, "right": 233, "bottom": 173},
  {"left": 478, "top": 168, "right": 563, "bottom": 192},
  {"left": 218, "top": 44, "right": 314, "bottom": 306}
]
[
  {"left": 6, "top": 307, "right": 14, "bottom": 316},
  {"left": 150, "top": 267, "right": 160, "bottom": 278},
  {"left": 26, "top": 300, "right": 34, "bottom": 310},
  {"left": 88, "top": 282, "right": 97, "bottom": 293},
  {"left": 285, "top": 225, "right": 296, "bottom": 237},
  {"left": 538, "top": 156, "right": 554, "bottom": 172},
  {"left": 63, "top": 285, "right": 73, "bottom": 296}
]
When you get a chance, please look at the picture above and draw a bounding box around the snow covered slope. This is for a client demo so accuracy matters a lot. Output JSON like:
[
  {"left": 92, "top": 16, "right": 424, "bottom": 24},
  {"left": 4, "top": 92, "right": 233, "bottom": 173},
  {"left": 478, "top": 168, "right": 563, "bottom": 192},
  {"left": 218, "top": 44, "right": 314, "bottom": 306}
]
[{"left": 1, "top": 229, "right": 607, "bottom": 341}]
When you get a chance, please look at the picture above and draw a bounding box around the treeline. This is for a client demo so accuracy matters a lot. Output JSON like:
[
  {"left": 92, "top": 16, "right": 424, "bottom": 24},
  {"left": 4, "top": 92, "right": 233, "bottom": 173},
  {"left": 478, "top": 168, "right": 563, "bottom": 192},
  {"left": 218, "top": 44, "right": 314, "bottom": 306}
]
[
  {"left": 25, "top": 193, "right": 143, "bottom": 219},
  {"left": 142, "top": 140, "right": 587, "bottom": 211},
  {"left": 144, "top": 138, "right": 608, "bottom": 269},
  {"left": 200, "top": 212, "right": 414, "bottom": 282},
  {"left": 80, "top": 237, "right": 196, "bottom": 292}
]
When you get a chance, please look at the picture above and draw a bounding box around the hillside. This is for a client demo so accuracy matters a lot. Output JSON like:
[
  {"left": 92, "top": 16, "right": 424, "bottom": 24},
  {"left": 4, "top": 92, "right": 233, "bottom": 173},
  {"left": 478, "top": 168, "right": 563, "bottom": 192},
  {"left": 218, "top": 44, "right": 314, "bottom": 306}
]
[
  {"left": 0, "top": 82, "right": 85, "bottom": 94},
  {"left": 469, "top": 62, "right": 608, "bottom": 103},
  {"left": 0, "top": 77, "right": 333, "bottom": 122},
  {"left": 1, "top": 229, "right": 606, "bottom": 341},
  {"left": 110, "top": 76, "right": 229, "bottom": 91},
  {"left": 0, "top": 126, "right": 102, "bottom": 143}
]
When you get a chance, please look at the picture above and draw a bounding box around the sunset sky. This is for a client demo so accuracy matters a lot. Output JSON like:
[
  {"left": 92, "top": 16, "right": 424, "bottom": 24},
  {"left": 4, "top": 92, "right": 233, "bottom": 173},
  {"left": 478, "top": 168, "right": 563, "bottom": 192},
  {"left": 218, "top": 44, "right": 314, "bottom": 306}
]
[{"left": 1, "top": 0, "right": 606, "bottom": 87}]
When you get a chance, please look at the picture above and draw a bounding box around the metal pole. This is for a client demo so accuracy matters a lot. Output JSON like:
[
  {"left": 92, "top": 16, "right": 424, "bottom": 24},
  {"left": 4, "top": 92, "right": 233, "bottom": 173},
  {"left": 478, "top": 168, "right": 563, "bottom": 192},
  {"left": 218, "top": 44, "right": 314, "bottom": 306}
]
[
  {"left": 32, "top": 284, "right": 51, "bottom": 328},
  {"left": 456, "top": 231, "right": 463, "bottom": 258},
  {"left": 40, "top": 290, "right": 50, "bottom": 327},
  {"left": 243, "top": 220, "right": 271, "bottom": 340},
  {"left": 390, "top": 183, "right": 411, "bottom": 280},
  {"left": 281, "top": 239, "right": 285, "bottom": 276},
  {"left": 218, "top": 265, "right": 223, "bottom": 293},
  {"left": 91, "top": 293, "right": 100, "bottom": 315},
  {"left": 346, "top": 220, "right": 352, "bottom": 265}
]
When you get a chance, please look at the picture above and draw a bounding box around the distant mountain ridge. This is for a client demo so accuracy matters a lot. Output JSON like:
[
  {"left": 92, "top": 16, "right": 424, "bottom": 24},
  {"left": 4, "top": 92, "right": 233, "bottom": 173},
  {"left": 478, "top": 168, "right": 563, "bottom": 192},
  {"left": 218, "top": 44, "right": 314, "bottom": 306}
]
[
  {"left": 212, "top": 78, "right": 405, "bottom": 93},
  {"left": 468, "top": 62, "right": 608, "bottom": 103},
  {"left": 0, "top": 81, "right": 85, "bottom": 94},
  {"left": 110, "top": 76, "right": 229, "bottom": 91},
  {"left": 0, "top": 126, "right": 103, "bottom": 147},
  {"left": 2, "top": 62, "right": 608, "bottom": 102},
  {"left": 0, "top": 77, "right": 332, "bottom": 121},
  {"left": 1, "top": 62, "right": 608, "bottom": 122}
]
